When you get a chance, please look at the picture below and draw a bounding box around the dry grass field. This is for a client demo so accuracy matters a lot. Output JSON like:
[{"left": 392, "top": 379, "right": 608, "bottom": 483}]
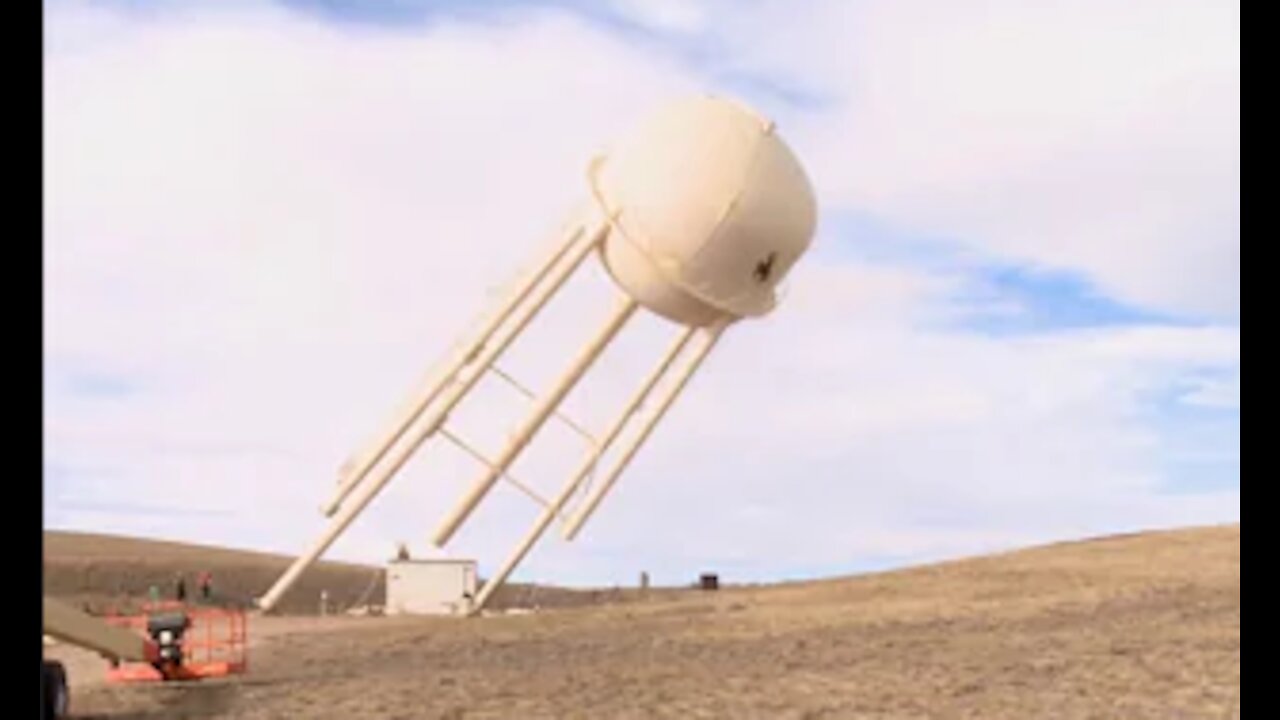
[
  {"left": 44, "top": 531, "right": 384, "bottom": 615},
  {"left": 43, "top": 530, "right": 641, "bottom": 615},
  {"left": 44, "top": 525, "right": 1239, "bottom": 719}
]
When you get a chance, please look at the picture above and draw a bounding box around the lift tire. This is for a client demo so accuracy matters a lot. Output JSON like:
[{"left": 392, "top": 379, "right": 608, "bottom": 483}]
[{"left": 42, "top": 660, "right": 69, "bottom": 720}]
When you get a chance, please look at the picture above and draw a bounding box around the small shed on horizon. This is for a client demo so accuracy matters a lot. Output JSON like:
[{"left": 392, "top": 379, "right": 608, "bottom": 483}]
[{"left": 385, "top": 558, "right": 478, "bottom": 616}]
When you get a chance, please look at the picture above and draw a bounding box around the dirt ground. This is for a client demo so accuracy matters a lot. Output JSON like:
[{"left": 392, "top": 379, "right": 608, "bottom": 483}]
[{"left": 45, "top": 525, "right": 1239, "bottom": 719}]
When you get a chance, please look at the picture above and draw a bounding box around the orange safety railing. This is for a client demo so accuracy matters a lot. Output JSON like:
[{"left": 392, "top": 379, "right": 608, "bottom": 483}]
[{"left": 103, "top": 602, "right": 248, "bottom": 682}]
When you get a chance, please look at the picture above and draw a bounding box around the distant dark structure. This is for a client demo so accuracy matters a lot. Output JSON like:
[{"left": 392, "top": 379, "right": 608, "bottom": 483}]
[{"left": 699, "top": 573, "right": 719, "bottom": 591}]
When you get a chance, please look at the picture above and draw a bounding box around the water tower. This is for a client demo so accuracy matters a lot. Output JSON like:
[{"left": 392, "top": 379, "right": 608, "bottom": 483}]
[{"left": 257, "top": 95, "right": 817, "bottom": 614}]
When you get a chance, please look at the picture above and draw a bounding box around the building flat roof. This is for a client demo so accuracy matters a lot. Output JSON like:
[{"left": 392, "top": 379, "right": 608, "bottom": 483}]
[{"left": 387, "top": 558, "right": 477, "bottom": 565}]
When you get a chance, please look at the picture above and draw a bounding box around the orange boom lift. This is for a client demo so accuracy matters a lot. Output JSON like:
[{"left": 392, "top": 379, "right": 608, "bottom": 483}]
[
  {"left": 42, "top": 597, "right": 248, "bottom": 719},
  {"left": 102, "top": 601, "right": 248, "bottom": 682}
]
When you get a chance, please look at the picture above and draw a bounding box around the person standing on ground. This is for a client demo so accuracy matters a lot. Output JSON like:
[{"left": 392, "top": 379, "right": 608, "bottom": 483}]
[
  {"left": 175, "top": 575, "right": 187, "bottom": 603},
  {"left": 197, "top": 571, "right": 213, "bottom": 602}
]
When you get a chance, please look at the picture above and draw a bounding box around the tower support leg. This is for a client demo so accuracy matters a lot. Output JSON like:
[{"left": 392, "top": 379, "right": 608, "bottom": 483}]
[
  {"left": 430, "top": 294, "right": 639, "bottom": 548},
  {"left": 562, "top": 319, "right": 728, "bottom": 541},
  {"left": 323, "top": 213, "right": 593, "bottom": 517},
  {"left": 470, "top": 326, "right": 698, "bottom": 611},
  {"left": 256, "top": 217, "right": 607, "bottom": 613}
]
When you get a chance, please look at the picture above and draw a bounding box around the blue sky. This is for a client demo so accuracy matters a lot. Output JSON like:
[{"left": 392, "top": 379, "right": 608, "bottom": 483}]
[{"left": 44, "top": 0, "right": 1239, "bottom": 585}]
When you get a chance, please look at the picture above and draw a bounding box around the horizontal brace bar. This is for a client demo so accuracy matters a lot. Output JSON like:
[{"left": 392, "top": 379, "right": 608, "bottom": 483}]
[
  {"left": 437, "top": 426, "right": 559, "bottom": 514},
  {"left": 488, "top": 365, "right": 599, "bottom": 446}
]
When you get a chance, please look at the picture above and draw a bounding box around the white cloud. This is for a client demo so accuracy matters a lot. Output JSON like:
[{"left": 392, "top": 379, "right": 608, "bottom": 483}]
[
  {"left": 692, "top": 0, "right": 1239, "bottom": 319},
  {"left": 1180, "top": 373, "right": 1241, "bottom": 410},
  {"left": 43, "top": 1, "right": 1238, "bottom": 586},
  {"left": 608, "top": 0, "right": 707, "bottom": 34}
]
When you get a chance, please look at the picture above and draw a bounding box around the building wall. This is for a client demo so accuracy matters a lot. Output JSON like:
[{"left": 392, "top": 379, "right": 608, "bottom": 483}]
[{"left": 385, "top": 561, "right": 477, "bottom": 616}]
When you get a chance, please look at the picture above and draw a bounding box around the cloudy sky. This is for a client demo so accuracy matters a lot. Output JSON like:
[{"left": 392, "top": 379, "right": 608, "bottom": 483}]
[{"left": 44, "top": 0, "right": 1239, "bottom": 587}]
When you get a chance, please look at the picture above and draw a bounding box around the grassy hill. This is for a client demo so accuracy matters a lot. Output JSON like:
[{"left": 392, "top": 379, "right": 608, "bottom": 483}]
[
  {"left": 42, "top": 530, "right": 655, "bottom": 614},
  {"left": 51, "top": 524, "right": 1240, "bottom": 718},
  {"left": 43, "top": 530, "right": 385, "bottom": 615}
]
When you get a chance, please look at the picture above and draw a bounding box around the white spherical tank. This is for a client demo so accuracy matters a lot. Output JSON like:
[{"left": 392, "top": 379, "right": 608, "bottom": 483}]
[{"left": 588, "top": 96, "right": 818, "bottom": 327}]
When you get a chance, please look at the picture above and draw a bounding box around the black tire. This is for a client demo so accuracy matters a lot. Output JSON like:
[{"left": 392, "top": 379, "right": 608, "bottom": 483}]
[{"left": 42, "top": 660, "right": 69, "bottom": 720}]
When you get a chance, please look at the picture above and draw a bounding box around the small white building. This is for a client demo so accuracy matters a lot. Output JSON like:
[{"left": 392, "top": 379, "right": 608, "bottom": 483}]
[{"left": 385, "top": 558, "right": 478, "bottom": 616}]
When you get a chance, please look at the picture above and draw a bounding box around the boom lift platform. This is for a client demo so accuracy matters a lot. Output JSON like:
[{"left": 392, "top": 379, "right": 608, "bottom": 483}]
[{"left": 41, "top": 596, "right": 248, "bottom": 719}]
